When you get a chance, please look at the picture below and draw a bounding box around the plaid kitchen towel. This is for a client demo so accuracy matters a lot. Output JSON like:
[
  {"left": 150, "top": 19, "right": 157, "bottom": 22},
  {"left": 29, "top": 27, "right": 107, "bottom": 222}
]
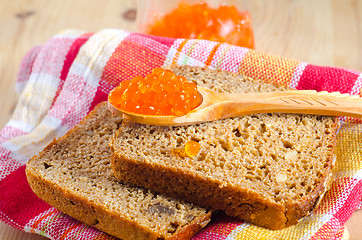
[{"left": 1, "top": 29, "right": 361, "bottom": 240}]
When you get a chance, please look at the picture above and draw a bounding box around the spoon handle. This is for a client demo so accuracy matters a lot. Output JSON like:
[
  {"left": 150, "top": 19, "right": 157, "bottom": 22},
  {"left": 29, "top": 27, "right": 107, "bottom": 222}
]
[{"left": 225, "top": 90, "right": 362, "bottom": 118}]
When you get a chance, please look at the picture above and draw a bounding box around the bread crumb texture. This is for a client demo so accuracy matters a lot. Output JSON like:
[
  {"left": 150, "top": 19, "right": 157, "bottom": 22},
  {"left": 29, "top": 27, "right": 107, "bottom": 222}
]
[
  {"left": 110, "top": 65, "right": 338, "bottom": 230},
  {"left": 26, "top": 102, "right": 211, "bottom": 240}
]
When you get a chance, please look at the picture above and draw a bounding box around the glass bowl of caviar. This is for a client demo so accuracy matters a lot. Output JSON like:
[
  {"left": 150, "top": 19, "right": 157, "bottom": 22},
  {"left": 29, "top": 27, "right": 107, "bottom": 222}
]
[{"left": 136, "top": 0, "right": 255, "bottom": 48}]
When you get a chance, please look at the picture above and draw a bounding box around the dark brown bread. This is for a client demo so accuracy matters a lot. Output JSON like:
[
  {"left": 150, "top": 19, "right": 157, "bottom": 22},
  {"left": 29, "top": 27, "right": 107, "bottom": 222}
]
[
  {"left": 109, "top": 65, "right": 339, "bottom": 230},
  {"left": 26, "top": 102, "right": 212, "bottom": 240}
]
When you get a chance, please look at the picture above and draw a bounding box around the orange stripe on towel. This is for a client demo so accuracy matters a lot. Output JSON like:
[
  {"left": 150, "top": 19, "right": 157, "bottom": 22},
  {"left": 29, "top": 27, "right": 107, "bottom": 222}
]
[
  {"left": 239, "top": 50, "right": 300, "bottom": 86},
  {"left": 30, "top": 209, "right": 58, "bottom": 233},
  {"left": 172, "top": 39, "right": 189, "bottom": 65},
  {"left": 205, "top": 43, "right": 222, "bottom": 67},
  {"left": 59, "top": 222, "right": 83, "bottom": 240}
]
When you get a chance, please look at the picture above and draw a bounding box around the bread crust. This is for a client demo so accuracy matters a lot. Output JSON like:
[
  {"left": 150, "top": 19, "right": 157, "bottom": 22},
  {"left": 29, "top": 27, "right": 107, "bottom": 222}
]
[
  {"left": 26, "top": 102, "right": 212, "bottom": 240},
  {"left": 26, "top": 168, "right": 212, "bottom": 240},
  {"left": 111, "top": 153, "right": 288, "bottom": 229}
]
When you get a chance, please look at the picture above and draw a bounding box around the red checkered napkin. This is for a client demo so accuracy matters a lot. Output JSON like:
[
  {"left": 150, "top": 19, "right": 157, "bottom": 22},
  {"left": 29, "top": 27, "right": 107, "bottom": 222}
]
[{"left": 1, "top": 29, "right": 361, "bottom": 239}]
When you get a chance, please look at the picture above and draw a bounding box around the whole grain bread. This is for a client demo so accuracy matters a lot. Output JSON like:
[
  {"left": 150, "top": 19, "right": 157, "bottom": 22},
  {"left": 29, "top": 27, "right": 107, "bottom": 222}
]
[
  {"left": 26, "top": 102, "right": 212, "bottom": 240},
  {"left": 109, "top": 65, "right": 339, "bottom": 230}
]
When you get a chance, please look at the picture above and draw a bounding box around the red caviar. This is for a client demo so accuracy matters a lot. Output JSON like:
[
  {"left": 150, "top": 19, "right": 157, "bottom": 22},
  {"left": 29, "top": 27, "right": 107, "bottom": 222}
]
[
  {"left": 108, "top": 67, "right": 201, "bottom": 116},
  {"left": 146, "top": 1, "right": 254, "bottom": 48},
  {"left": 185, "top": 140, "right": 200, "bottom": 157}
]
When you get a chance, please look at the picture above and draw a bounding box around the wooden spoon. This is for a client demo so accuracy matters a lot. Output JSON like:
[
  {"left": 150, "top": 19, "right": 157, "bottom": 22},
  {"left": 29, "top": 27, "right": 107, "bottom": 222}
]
[{"left": 108, "top": 87, "right": 362, "bottom": 126}]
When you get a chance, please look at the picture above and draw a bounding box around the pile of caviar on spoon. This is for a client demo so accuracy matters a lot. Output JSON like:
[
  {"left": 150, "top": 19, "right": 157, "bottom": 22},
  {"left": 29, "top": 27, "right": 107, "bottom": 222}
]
[{"left": 108, "top": 67, "right": 201, "bottom": 116}]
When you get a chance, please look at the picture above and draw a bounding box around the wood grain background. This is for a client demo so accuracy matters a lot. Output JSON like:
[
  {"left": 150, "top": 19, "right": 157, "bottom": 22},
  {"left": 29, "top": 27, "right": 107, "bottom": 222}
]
[{"left": 0, "top": 0, "right": 361, "bottom": 239}]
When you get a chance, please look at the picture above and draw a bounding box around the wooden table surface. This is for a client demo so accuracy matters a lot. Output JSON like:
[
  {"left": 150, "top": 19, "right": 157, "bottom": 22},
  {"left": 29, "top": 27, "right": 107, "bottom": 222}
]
[{"left": 0, "top": 0, "right": 361, "bottom": 239}]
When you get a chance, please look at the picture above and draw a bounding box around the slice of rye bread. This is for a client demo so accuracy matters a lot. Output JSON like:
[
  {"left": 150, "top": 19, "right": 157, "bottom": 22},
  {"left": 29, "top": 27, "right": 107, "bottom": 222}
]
[
  {"left": 26, "top": 102, "right": 212, "bottom": 240},
  {"left": 109, "top": 65, "right": 339, "bottom": 230}
]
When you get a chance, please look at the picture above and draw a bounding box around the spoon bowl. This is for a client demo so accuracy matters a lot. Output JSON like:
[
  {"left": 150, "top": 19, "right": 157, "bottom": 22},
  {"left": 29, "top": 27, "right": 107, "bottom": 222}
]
[{"left": 108, "top": 86, "right": 362, "bottom": 126}]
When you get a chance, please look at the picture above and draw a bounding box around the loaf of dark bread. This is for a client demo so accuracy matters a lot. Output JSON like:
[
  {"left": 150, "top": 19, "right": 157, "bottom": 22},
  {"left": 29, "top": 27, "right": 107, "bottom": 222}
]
[
  {"left": 26, "top": 102, "right": 212, "bottom": 240},
  {"left": 109, "top": 65, "right": 338, "bottom": 230}
]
